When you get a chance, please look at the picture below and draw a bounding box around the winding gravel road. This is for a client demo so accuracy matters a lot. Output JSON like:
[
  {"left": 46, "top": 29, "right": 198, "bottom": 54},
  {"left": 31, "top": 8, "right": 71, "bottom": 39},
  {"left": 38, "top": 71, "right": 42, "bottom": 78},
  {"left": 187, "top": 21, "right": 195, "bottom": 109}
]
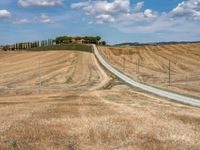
[{"left": 93, "top": 45, "right": 200, "bottom": 107}]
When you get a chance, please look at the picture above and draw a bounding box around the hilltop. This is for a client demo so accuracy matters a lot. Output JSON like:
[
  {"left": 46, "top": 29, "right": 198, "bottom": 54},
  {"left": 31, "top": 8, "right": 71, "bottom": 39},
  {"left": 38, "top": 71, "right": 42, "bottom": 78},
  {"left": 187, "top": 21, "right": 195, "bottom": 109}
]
[{"left": 115, "top": 41, "right": 200, "bottom": 46}]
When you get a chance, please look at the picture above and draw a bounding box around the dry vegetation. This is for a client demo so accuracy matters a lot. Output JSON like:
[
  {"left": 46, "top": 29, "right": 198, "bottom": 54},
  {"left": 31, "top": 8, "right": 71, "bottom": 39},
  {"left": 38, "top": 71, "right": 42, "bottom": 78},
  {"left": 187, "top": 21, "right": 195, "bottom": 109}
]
[
  {"left": 0, "top": 50, "right": 104, "bottom": 94},
  {"left": 100, "top": 44, "right": 200, "bottom": 98},
  {"left": 0, "top": 50, "right": 200, "bottom": 149}
]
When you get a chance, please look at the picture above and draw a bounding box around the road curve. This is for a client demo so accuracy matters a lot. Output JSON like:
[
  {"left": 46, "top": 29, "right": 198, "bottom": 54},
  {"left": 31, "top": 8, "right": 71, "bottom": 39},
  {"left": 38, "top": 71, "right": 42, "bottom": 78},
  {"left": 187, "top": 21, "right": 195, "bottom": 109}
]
[{"left": 93, "top": 44, "right": 200, "bottom": 107}]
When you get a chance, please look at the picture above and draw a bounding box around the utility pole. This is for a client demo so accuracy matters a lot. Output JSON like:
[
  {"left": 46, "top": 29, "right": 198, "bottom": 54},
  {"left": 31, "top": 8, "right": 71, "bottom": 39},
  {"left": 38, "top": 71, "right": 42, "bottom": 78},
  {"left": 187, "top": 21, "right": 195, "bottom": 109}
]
[
  {"left": 136, "top": 57, "right": 140, "bottom": 81},
  {"left": 38, "top": 57, "right": 41, "bottom": 94},
  {"left": 123, "top": 56, "right": 125, "bottom": 71},
  {"left": 168, "top": 59, "right": 171, "bottom": 87}
]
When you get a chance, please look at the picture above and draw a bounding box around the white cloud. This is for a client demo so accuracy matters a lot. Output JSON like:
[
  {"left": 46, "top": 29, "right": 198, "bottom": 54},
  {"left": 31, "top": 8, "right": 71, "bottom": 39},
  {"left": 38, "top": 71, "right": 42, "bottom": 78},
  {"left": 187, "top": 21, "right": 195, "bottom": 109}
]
[
  {"left": 113, "top": 14, "right": 173, "bottom": 34},
  {"left": 71, "top": 0, "right": 156, "bottom": 24},
  {"left": 39, "top": 13, "right": 53, "bottom": 23},
  {"left": 13, "top": 18, "right": 31, "bottom": 24},
  {"left": 96, "top": 14, "right": 115, "bottom": 24},
  {"left": 71, "top": 0, "right": 130, "bottom": 15},
  {"left": 10, "top": 0, "right": 200, "bottom": 42},
  {"left": 171, "top": 0, "right": 200, "bottom": 19},
  {"left": 0, "top": 10, "right": 11, "bottom": 18},
  {"left": 12, "top": 14, "right": 53, "bottom": 24},
  {"left": 70, "top": 0, "right": 200, "bottom": 42},
  {"left": 71, "top": 0, "right": 199, "bottom": 35},
  {"left": 71, "top": 1, "right": 91, "bottom": 9},
  {"left": 134, "top": 1, "right": 144, "bottom": 12},
  {"left": 144, "top": 9, "right": 156, "bottom": 18},
  {"left": 18, "top": 0, "right": 64, "bottom": 7}
]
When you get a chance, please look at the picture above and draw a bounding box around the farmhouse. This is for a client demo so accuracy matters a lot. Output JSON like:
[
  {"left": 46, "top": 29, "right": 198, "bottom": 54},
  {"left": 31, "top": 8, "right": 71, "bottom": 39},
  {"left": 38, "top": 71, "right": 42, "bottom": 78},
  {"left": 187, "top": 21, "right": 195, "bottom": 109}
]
[
  {"left": 55, "top": 36, "right": 101, "bottom": 45},
  {"left": 71, "top": 37, "right": 86, "bottom": 44}
]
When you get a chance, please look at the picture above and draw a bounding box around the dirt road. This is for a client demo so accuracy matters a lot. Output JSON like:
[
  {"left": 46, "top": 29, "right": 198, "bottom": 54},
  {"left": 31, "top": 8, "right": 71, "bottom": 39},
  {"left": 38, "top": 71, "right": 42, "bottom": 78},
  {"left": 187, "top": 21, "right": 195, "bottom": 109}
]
[{"left": 0, "top": 50, "right": 200, "bottom": 149}]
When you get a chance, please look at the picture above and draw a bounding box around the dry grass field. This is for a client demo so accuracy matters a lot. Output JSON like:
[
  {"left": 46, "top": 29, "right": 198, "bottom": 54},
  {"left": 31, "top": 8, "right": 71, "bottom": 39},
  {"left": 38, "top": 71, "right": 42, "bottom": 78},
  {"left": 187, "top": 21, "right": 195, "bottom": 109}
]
[
  {"left": 0, "top": 50, "right": 200, "bottom": 149},
  {"left": 100, "top": 44, "right": 200, "bottom": 98}
]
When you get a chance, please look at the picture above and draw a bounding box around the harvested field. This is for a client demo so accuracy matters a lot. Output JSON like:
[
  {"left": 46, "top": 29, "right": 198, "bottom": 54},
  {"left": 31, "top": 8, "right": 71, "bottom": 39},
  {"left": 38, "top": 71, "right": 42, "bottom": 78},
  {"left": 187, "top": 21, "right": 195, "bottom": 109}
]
[
  {"left": 100, "top": 44, "right": 200, "bottom": 98},
  {"left": 0, "top": 50, "right": 200, "bottom": 149},
  {"left": 0, "top": 50, "right": 105, "bottom": 95}
]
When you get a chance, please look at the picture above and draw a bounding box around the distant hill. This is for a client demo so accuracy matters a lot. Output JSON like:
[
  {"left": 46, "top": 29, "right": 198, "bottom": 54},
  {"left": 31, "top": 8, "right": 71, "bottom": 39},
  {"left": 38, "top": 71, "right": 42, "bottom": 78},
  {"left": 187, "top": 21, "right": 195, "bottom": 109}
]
[{"left": 115, "top": 41, "right": 200, "bottom": 46}]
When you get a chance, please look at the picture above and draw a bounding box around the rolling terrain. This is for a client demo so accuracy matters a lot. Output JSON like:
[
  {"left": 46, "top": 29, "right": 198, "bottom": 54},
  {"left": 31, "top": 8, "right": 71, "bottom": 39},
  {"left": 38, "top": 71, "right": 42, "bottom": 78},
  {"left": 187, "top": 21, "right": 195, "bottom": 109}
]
[
  {"left": 100, "top": 44, "right": 200, "bottom": 98},
  {"left": 0, "top": 50, "right": 105, "bottom": 94},
  {"left": 0, "top": 50, "right": 200, "bottom": 149}
]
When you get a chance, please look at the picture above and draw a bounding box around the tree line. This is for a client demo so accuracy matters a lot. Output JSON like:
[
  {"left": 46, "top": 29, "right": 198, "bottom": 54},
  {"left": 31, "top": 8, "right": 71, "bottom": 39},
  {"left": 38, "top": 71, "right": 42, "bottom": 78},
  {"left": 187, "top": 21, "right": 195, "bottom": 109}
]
[
  {"left": 1, "top": 36, "right": 106, "bottom": 51},
  {"left": 1, "top": 39, "right": 54, "bottom": 51}
]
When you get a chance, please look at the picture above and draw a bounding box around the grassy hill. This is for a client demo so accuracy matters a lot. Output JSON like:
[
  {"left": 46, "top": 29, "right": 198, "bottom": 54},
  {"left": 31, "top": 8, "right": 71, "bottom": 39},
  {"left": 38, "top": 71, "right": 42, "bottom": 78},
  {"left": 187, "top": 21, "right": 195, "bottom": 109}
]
[{"left": 27, "top": 44, "right": 92, "bottom": 53}]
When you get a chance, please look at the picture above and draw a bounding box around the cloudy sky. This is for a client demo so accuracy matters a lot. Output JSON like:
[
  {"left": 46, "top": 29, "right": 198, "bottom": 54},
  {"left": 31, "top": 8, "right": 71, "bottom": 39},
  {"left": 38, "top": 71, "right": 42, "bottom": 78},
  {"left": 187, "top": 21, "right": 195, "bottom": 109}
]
[{"left": 0, "top": 0, "right": 200, "bottom": 44}]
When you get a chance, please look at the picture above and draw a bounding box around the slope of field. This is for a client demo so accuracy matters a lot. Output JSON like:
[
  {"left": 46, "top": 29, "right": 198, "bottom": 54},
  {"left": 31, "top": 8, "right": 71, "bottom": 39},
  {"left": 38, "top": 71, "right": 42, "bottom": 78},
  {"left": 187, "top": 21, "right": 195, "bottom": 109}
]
[
  {"left": 28, "top": 44, "right": 92, "bottom": 52},
  {"left": 100, "top": 44, "right": 200, "bottom": 98},
  {"left": 0, "top": 50, "right": 105, "bottom": 95},
  {"left": 0, "top": 50, "right": 200, "bottom": 149}
]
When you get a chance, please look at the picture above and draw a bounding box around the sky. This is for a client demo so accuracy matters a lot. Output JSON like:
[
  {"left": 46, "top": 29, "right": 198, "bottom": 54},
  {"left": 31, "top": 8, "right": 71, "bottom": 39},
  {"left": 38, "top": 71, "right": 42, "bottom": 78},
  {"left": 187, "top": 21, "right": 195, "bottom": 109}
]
[{"left": 0, "top": 0, "right": 200, "bottom": 44}]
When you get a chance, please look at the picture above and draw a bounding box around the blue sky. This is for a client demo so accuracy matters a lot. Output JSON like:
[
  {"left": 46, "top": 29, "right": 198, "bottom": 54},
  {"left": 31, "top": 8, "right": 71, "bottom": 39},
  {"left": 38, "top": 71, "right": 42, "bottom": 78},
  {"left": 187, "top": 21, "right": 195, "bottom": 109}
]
[{"left": 0, "top": 0, "right": 200, "bottom": 44}]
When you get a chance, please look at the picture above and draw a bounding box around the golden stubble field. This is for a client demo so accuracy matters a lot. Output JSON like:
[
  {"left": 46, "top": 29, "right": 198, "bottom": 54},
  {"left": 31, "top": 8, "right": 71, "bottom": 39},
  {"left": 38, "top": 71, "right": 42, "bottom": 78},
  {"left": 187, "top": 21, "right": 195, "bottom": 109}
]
[
  {"left": 0, "top": 50, "right": 200, "bottom": 150},
  {"left": 100, "top": 44, "right": 200, "bottom": 98}
]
